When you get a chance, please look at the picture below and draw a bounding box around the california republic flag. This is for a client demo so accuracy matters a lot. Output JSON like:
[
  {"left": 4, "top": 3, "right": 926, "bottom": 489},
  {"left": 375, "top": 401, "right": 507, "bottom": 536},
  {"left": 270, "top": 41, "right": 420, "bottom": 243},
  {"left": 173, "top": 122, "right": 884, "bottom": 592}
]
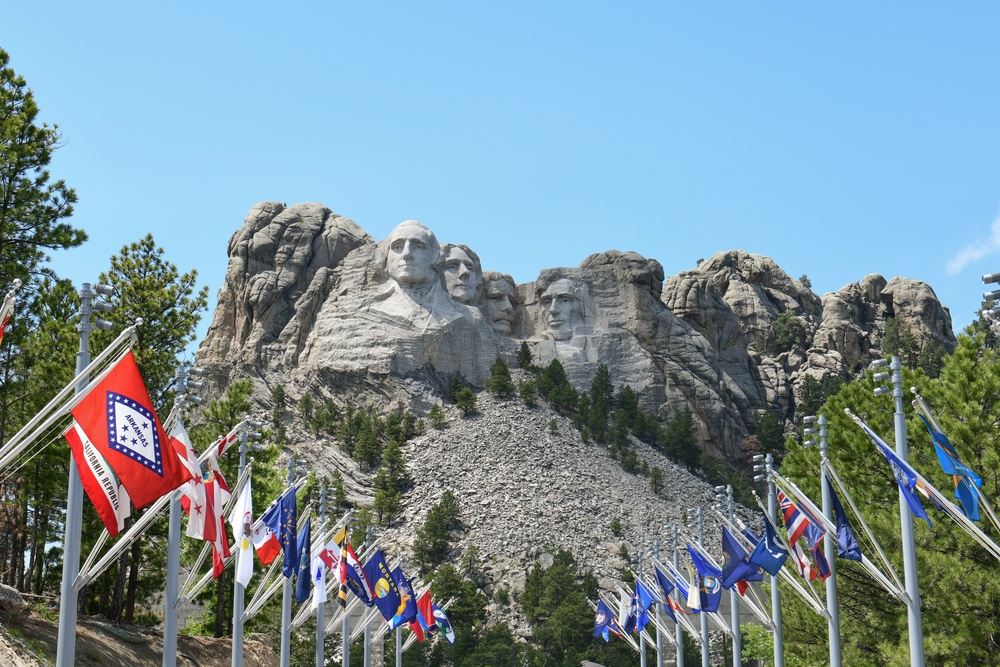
[{"left": 65, "top": 421, "right": 131, "bottom": 536}]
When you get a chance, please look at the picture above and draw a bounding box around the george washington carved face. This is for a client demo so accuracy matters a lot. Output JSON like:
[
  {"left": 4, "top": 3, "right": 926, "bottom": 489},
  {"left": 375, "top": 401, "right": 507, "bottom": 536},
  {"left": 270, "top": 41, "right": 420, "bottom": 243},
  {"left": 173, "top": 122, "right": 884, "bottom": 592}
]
[{"left": 386, "top": 221, "right": 440, "bottom": 287}]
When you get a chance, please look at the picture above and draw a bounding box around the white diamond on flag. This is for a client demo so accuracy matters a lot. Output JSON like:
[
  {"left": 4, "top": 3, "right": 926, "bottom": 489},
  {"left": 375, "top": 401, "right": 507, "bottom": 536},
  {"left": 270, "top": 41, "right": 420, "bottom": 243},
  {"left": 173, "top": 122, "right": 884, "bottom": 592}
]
[{"left": 105, "top": 391, "right": 163, "bottom": 475}]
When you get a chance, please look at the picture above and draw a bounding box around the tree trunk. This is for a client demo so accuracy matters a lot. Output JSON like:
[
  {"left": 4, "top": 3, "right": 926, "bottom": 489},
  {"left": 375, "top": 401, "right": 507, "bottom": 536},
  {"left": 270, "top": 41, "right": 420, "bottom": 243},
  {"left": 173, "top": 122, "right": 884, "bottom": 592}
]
[
  {"left": 108, "top": 549, "right": 129, "bottom": 621},
  {"left": 214, "top": 569, "right": 228, "bottom": 638},
  {"left": 124, "top": 539, "right": 141, "bottom": 623}
]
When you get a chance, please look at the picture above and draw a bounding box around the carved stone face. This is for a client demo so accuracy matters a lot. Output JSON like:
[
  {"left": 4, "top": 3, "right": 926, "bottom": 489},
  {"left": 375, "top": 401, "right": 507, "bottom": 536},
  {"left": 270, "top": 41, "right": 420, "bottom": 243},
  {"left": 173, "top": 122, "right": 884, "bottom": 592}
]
[
  {"left": 484, "top": 274, "right": 515, "bottom": 334},
  {"left": 444, "top": 246, "right": 480, "bottom": 304},
  {"left": 539, "top": 278, "right": 581, "bottom": 341},
  {"left": 386, "top": 221, "right": 438, "bottom": 286}
]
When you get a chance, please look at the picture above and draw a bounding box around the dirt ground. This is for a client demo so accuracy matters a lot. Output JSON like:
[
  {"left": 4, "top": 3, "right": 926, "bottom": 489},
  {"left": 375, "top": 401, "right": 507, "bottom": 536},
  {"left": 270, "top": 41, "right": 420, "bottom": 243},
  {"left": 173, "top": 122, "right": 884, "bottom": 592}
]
[{"left": 0, "top": 607, "right": 279, "bottom": 667}]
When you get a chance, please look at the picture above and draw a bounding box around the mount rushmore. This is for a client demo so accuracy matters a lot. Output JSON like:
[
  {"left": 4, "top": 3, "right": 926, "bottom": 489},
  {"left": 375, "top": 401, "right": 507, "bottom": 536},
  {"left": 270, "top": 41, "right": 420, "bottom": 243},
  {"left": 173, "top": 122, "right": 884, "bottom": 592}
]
[{"left": 196, "top": 202, "right": 956, "bottom": 462}]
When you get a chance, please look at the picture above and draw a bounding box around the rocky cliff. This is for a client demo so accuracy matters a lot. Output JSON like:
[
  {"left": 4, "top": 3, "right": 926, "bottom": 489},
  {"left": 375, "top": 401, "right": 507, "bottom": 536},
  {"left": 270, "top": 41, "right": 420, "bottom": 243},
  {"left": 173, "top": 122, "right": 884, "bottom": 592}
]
[{"left": 198, "top": 203, "right": 956, "bottom": 461}]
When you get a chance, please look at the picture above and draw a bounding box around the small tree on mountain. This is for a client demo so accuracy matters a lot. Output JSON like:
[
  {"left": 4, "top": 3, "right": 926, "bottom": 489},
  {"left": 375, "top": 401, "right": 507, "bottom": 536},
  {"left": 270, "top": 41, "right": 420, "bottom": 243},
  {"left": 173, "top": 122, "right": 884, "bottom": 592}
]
[{"left": 488, "top": 357, "right": 515, "bottom": 397}]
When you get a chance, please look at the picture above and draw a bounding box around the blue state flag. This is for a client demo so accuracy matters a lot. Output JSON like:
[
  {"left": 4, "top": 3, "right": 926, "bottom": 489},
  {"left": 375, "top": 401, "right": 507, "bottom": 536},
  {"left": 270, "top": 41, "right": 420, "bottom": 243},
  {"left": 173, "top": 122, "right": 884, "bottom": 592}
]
[
  {"left": 653, "top": 567, "right": 677, "bottom": 622},
  {"left": 634, "top": 579, "right": 658, "bottom": 632},
  {"left": 747, "top": 513, "right": 789, "bottom": 576},
  {"left": 686, "top": 544, "right": 723, "bottom": 612},
  {"left": 720, "top": 526, "right": 763, "bottom": 589},
  {"left": 389, "top": 566, "right": 419, "bottom": 629},
  {"left": 826, "top": 476, "right": 862, "bottom": 561},
  {"left": 743, "top": 527, "right": 760, "bottom": 548},
  {"left": 866, "top": 428, "right": 932, "bottom": 527},
  {"left": 261, "top": 487, "right": 298, "bottom": 577},
  {"left": 917, "top": 413, "right": 982, "bottom": 521},
  {"left": 363, "top": 549, "right": 402, "bottom": 622},
  {"left": 295, "top": 518, "right": 311, "bottom": 603},
  {"left": 594, "top": 599, "right": 617, "bottom": 640}
]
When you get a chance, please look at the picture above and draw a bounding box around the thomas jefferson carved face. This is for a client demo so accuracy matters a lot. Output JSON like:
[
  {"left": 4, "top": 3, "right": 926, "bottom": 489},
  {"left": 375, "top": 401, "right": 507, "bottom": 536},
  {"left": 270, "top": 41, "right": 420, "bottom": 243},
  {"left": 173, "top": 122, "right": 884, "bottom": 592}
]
[
  {"left": 443, "top": 246, "right": 480, "bottom": 304},
  {"left": 539, "top": 278, "right": 581, "bottom": 341},
  {"left": 386, "top": 221, "right": 439, "bottom": 286},
  {"left": 483, "top": 273, "right": 515, "bottom": 334}
]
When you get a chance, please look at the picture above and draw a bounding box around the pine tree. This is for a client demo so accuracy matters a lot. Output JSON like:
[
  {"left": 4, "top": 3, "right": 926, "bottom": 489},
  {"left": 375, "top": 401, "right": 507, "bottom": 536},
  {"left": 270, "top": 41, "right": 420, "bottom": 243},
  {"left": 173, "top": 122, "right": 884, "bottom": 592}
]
[
  {"left": 0, "top": 48, "right": 85, "bottom": 289},
  {"left": 455, "top": 387, "right": 478, "bottom": 416},
  {"left": 664, "top": 408, "right": 699, "bottom": 471},
  {"left": 81, "top": 234, "right": 208, "bottom": 622},
  {"left": 428, "top": 403, "right": 447, "bottom": 428},
  {"left": 516, "top": 341, "right": 533, "bottom": 370},
  {"left": 487, "top": 357, "right": 515, "bottom": 397}
]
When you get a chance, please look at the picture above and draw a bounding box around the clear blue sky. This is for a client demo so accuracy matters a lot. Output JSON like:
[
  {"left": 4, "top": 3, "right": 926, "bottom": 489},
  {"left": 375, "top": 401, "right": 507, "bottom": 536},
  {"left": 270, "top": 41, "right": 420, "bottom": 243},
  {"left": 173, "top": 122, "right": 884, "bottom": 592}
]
[{"left": 4, "top": 3, "right": 1000, "bottom": 352}]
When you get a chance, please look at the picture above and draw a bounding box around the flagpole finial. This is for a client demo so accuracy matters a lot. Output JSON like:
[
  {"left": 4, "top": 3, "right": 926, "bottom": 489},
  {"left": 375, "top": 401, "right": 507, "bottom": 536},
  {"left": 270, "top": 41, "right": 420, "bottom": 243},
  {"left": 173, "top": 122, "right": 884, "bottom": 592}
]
[
  {"left": 134, "top": 317, "right": 144, "bottom": 327},
  {"left": 12, "top": 279, "right": 20, "bottom": 289},
  {"left": 909, "top": 386, "right": 918, "bottom": 395},
  {"left": 843, "top": 408, "right": 852, "bottom": 415}
]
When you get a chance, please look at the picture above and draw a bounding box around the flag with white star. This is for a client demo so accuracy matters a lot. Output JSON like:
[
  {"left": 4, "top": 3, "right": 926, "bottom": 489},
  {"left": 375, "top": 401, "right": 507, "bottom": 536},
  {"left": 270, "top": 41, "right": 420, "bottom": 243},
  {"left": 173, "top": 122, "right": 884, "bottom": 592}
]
[{"left": 69, "top": 351, "right": 189, "bottom": 509}]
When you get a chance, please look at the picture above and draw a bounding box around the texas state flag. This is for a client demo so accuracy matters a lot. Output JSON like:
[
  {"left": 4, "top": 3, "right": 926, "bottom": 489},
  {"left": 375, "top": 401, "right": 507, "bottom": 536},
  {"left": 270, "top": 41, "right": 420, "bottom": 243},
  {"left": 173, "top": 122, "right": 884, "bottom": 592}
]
[{"left": 67, "top": 351, "right": 190, "bottom": 514}]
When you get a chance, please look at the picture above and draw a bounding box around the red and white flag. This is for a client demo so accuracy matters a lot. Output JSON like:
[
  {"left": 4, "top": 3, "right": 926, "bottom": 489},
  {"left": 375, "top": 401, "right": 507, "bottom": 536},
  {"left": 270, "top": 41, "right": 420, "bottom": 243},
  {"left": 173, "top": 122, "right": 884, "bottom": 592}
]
[
  {"left": 68, "top": 351, "right": 190, "bottom": 509},
  {"left": 203, "top": 453, "right": 231, "bottom": 578},
  {"left": 0, "top": 284, "right": 16, "bottom": 349},
  {"left": 64, "top": 422, "right": 131, "bottom": 536},
  {"left": 252, "top": 520, "right": 282, "bottom": 566},
  {"left": 170, "top": 420, "right": 208, "bottom": 540}
]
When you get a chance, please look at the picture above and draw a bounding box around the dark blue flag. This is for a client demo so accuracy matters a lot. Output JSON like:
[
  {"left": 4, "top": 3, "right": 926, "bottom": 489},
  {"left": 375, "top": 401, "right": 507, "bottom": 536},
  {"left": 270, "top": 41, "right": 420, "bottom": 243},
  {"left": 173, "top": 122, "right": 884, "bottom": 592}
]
[
  {"left": 390, "top": 566, "right": 419, "bottom": 629},
  {"left": 594, "top": 599, "right": 617, "bottom": 640},
  {"left": 261, "top": 488, "right": 298, "bottom": 577},
  {"left": 743, "top": 527, "right": 760, "bottom": 548},
  {"left": 634, "top": 580, "right": 658, "bottom": 632},
  {"left": 748, "top": 513, "right": 789, "bottom": 576},
  {"left": 295, "top": 518, "right": 311, "bottom": 603},
  {"left": 363, "top": 548, "right": 402, "bottom": 623},
  {"left": 686, "top": 544, "right": 723, "bottom": 612},
  {"left": 917, "top": 413, "right": 982, "bottom": 521},
  {"left": 826, "top": 476, "right": 862, "bottom": 561},
  {"left": 720, "top": 526, "right": 763, "bottom": 589},
  {"left": 653, "top": 567, "right": 677, "bottom": 622}
]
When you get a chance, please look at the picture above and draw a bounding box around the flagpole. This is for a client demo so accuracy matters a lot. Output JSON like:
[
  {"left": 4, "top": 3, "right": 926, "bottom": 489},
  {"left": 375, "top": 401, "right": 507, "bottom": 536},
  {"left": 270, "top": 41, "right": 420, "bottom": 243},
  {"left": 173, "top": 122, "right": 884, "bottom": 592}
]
[
  {"left": 754, "top": 453, "right": 784, "bottom": 667},
  {"left": 637, "top": 550, "right": 647, "bottom": 667},
  {"left": 232, "top": 418, "right": 258, "bottom": 667},
  {"left": 164, "top": 365, "right": 203, "bottom": 667},
  {"left": 808, "top": 414, "right": 842, "bottom": 667},
  {"left": 56, "top": 282, "right": 114, "bottom": 667},
  {"left": 873, "top": 357, "right": 925, "bottom": 666},
  {"left": 722, "top": 485, "right": 741, "bottom": 667},
  {"left": 653, "top": 539, "right": 663, "bottom": 667},
  {"left": 280, "top": 453, "right": 306, "bottom": 667},
  {"left": 316, "top": 483, "right": 327, "bottom": 667},
  {"left": 672, "top": 526, "right": 684, "bottom": 667},
  {"left": 686, "top": 506, "right": 709, "bottom": 667}
]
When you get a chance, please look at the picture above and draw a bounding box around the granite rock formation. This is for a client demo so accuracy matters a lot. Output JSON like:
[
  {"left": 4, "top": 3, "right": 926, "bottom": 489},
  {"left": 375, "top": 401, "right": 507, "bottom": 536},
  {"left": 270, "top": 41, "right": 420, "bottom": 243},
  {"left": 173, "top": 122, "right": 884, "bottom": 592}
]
[{"left": 198, "top": 203, "right": 957, "bottom": 461}]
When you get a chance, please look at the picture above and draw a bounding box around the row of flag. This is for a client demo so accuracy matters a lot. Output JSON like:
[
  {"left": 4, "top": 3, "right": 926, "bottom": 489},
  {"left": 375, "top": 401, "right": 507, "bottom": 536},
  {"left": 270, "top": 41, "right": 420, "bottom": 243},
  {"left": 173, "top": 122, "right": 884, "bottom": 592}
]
[
  {"left": 57, "top": 347, "right": 455, "bottom": 648},
  {"left": 596, "top": 391, "right": 997, "bottom": 648}
]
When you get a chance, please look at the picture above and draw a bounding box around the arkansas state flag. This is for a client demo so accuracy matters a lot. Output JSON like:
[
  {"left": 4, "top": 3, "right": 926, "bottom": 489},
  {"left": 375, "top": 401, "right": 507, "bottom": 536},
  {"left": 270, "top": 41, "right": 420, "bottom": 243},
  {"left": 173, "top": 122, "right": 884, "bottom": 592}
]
[{"left": 69, "top": 351, "right": 189, "bottom": 508}]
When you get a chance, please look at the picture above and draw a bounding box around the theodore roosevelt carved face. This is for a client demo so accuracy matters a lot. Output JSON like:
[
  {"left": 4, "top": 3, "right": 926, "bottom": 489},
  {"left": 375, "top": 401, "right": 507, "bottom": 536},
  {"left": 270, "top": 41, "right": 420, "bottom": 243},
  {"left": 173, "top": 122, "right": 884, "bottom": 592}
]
[{"left": 482, "top": 272, "right": 516, "bottom": 334}]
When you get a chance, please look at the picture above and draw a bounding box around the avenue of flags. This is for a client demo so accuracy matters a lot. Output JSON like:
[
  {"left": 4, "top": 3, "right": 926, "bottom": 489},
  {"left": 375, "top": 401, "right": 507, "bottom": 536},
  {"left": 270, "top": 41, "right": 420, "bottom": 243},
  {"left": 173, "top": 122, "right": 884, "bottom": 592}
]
[
  {"left": 592, "top": 389, "right": 1000, "bottom": 663},
  {"left": 7, "top": 289, "right": 1000, "bottom": 665}
]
